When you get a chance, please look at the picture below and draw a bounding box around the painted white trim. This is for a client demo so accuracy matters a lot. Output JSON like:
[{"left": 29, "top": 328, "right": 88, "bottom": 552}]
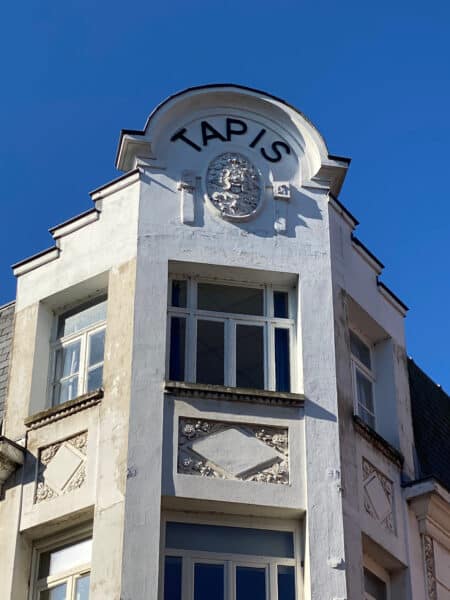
[
  {"left": 50, "top": 210, "right": 100, "bottom": 240},
  {"left": 13, "top": 248, "right": 60, "bottom": 277}
]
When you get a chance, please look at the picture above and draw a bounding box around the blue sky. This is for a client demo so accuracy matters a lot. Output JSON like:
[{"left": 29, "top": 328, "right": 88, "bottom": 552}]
[{"left": 1, "top": 0, "right": 449, "bottom": 389}]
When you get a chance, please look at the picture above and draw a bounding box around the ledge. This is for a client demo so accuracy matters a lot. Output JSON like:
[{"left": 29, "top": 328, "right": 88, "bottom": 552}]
[
  {"left": 353, "top": 414, "right": 404, "bottom": 468},
  {"left": 24, "top": 389, "right": 103, "bottom": 430},
  {"left": 0, "top": 436, "right": 25, "bottom": 487},
  {"left": 165, "top": 381, "right": 304, "bottom": 407}
]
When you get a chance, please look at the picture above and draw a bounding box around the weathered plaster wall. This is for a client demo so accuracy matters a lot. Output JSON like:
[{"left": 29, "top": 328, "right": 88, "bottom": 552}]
[{"left": 0, "top": 301, "right": 14, "bottom": 427}]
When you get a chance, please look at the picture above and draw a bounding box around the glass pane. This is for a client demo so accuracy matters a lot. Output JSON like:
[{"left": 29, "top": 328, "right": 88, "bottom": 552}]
[
  {"left": 198, "top": 283, "right": 263, "bottom": 316},
  {"left": 364, "top": 568, "right": 387, "bottom": 600},
  {"left": 274, "top": 291, "right": 289, "bottom": 318},
  {"left": 56, "top": 341, "right": 81, "bottom": 379},
  {"left": 40, "top": 583, "right": 67, "bottom": 600},
  {"left": 350, "top": 331, "right": 371, "bottom": 369},
  {"left": 164, "top": 557, "right": 182, "bottom": 600},
  {"left": 75, "top": 573, "right": 90, "bottom": 600},
  {"left": 39, "top": 539, "right": 92, "bottom": 578},
  {"left": 236, "top": 566, "right": 266, "bottom": 600},
  {"left": 166, "top": 522, "right": 294, "bottom": 558},
  {"left": 88, "top": 329, "right": 105, "bottom": 366},
  {"left": 356, "top": 369, "right": 374, "bottom": 414},
  {"left": 236, "top": 324, "right": 264, "bottom": 389},
  {"left": 171, "top": 280, "right": 187, "bottom": 308},
  {"left": 278, "top": 565, "right": 295, "bottom": 600},
  {"left": 194, "top": 563, "right": 224, "bottom": 600},
  {"left": 54, "top": 375, "right": 79, "bottom": 405},
  {"left": 196, "top": 320, "right": 224, "bottom": 385},
  {"left": 169, "top": 317, "right": 186, "bottom": 381},
  {"left": 58, "top": 299, "right": 107, "bottom": 337},
  {"left": 87, "top": 366, "right": 103, "bottom": 392},
  {"left": 275, "top": 328, "right": 291, "bottom": 392},
  {"left": 360, "top": 406, "right": 376, "bottom": 430}
]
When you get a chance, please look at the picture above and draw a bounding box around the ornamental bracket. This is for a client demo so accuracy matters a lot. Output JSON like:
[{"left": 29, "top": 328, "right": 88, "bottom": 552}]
[{"left": 0, "top": 436, "right": 25, "bottom": 494}]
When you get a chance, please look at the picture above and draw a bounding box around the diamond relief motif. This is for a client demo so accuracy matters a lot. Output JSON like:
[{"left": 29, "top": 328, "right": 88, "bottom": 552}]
[
  {"left": 35, "top": 432, "right": 88, "bottom": 503},
  {"left": 178, "top": 418, "right": 289, "bottom": 484},
  {"left": 362, "top": 458, "right": 395, "bottom": 533}
]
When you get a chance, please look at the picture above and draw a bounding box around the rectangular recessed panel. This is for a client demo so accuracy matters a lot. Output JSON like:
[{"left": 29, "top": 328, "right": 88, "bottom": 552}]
[
  {"left": 236, "top": 324, "right": 264, "bottom": 389},
  {"left": 196, "top": 320, "right": 224, "bottom": 385},
  {"left": 198, "top": 283, "right": 263, "bottom": 316},
  {"left": 166, "top": 522, "right": 294, "bottom": 558},
  {"left": 194, "top": 563, "right": 224, "bottom": 600},
  {"left": 236, "top": 566, "right": 266, "bottom": 600}
]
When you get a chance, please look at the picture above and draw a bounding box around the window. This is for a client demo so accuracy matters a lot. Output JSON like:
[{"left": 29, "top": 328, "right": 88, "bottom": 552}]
[
  {"left": 162, "top": 519, "right": 300, "bottom": 600},
  {"left": 364, "top": 565, "right": 389, "bottom": 600},
  {"left": 350, "top": 330, "right": 376, "bottom": 429},
  {"left": 34, "top": 537, "right": 91, "bottom": 599},
  {"left": 167, "top": 278, "right": 294, "bottom": 392},
  {"left": 51, "top": 298, "right": 106, "bottom": 406}
]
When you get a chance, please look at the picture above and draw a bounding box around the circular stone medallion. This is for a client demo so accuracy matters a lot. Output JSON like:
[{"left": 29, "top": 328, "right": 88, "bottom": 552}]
[{"left": 206, "top": 152, "right": 261, "bottom": 219}]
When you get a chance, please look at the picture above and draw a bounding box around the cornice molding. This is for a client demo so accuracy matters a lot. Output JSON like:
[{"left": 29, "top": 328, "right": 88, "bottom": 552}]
[
  {"left": 24, "top": 389, "right": 103, "bottom": 430},
  {"left": 165, "top": 381, "right": 304, "bottom": 408}
]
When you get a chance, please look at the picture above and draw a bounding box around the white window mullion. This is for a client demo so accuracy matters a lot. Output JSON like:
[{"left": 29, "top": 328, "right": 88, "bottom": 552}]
[
  {"left": 229, "top": 560, "right": 236, "bottom": 600},
  {"left": 226, "top": 320, "right": 236, "bottom": 387},
  {"left": 78, "top": 333, "right": 88, "bottom": 398},
  {"left": 267, "top": 324, "right": 275, "bottom": 391},
  {"left": 269, "top": 562, "right": 277, "bottom": 600}
]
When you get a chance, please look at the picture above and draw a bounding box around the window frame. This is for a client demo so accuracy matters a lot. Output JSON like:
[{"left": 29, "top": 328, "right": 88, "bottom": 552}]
[
  {"left": 29, "top": 526, "right": 92, "bottom": 600},
  {"left": 363, "top": 556, "right": 390, "bottom": 600},
  {"left": 48, "top": 297, "right": 107, "bottom": 407},
  {"left": 350, "top": 328, "right": 376, "bottom": 429},
  {"left": 166, "top": 276, "right": 297, "bottom": 392},
  {"left": 159, "top": 512, "right": 303, "bottom": 600}
]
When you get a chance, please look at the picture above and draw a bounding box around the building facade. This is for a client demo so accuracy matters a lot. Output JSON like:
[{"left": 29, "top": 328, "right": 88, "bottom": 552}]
[{"left": 0, "top": 84, "right": 449, "bottom": 600}]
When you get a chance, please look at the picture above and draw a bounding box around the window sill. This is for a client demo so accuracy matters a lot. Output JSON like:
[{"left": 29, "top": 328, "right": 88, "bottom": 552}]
[
  {"left": 164, "top": 381, "right": 304, "bottom": 407},
  {"left": 353, "top": 414, "right": 403, "bottom": 468},
  {"left": 24, "top": 389, "right": 104, "bottom": 431}
]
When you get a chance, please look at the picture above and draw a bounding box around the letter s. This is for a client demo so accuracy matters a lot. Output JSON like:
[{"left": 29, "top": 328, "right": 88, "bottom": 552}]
[{"left": 261, "top": 141, "right": 291, "bottom": 163}]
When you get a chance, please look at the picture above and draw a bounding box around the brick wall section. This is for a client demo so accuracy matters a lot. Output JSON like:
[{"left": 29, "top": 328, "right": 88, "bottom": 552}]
[
  {"left": 0, "top": 301, "right": 15, "bottom": 427},
  {"left": 408, "top": 358, "right": 450, "bottom": 490}
]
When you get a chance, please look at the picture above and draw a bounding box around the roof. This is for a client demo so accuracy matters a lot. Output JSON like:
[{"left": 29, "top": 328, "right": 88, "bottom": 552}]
[{"left": 408, "top": 358, "right": 450, "bottom": 491}]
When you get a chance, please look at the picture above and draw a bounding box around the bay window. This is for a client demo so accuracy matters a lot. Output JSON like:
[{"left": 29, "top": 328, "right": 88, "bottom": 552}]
[
  {"left": 167, "top": 278, "right": 294, "bottom": 392},
  {"left": 162, "top": 519, "right": 300, "bottom": 600},
  {"left": 50, "top": 298, "right": 106, "bottom": 406}
]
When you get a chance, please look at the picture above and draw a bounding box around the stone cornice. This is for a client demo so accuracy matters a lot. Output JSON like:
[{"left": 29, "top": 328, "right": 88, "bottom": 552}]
[
  {"left": 165, "top": 381, "right": 304, "bottom": 408},
  {"left": 404, "top": 479, "right": 450, "bottom": 551},
  {"left": 24, "top": 389, "right": 103, "bottom": 430},
  {"left": 0, "top": 436, "right": 25, "bottom": 488},
  {"left": 353, "top": 414, "right": 404, "bottom": 468}
]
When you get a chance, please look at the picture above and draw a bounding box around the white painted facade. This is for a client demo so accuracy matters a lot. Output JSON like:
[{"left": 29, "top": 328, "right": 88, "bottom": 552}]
[{"left": 0, "top": 85, "right": 448, "bottom": 600}]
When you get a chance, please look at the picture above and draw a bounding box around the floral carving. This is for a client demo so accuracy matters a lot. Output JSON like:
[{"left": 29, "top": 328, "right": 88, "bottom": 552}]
[
  {"left": 35, "top": 432, "right": 88, "bottom": 504},
  {"left": 206, "top": 153, "right": 261, "bottom": 219},
  {"left": 178, "top": 418, "right": 289, "bottom": 484},
  {"left": 423, "top": 535, "right": 437, "bottom": 600}
]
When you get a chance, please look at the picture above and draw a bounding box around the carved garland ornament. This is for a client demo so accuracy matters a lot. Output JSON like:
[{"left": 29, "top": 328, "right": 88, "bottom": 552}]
[
  {"left": 178, "top": 418, "right": 289, "bottom": 484},
  {"left": 35, "top": 431, "right": 88, "bottom": 504},
  {"left": 422, "top": 535, "right": 438, "bottom": 600},
  {"left": 206, "top": 152, "right": 262, "bottom": 219}
]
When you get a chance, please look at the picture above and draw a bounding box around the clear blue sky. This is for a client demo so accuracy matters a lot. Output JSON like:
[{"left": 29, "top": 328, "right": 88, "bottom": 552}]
[{"left": 1, "top": 0, "right": 449, "bottom": 389}]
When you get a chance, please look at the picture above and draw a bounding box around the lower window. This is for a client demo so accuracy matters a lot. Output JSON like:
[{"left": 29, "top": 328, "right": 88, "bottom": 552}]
[
  {"left": 34, "top": 536, "right": 91, "bottom": 600},
  {"left": 162, "top": 520, "right": 299, "bottom": 600},
  {"left": 364, "top": 564, "right": 389, "bottom": 600}
]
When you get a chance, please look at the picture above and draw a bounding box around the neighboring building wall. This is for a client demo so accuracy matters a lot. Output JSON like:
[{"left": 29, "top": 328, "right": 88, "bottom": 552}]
[{"left": 0, "top": 301, "right": 15, "bottom": 427}]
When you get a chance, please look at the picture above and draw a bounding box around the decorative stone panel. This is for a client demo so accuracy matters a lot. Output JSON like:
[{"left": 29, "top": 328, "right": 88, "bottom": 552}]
[
  {"left": 422, "top": 535, "right": 438, "bottom": 600},
  {"left": 35, "top": 432, "right": 87, "bottom": 503},
  {"left": 178, "top": 418, "right": 288, "bottom": 484},
  {"left": 362, "top": 458, "right": 395, "bottom": 533}
]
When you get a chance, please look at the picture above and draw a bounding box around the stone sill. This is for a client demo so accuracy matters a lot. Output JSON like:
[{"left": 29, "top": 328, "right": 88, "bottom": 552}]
[
  {"left": 353, "top": 414, "right": 404, "bottom": 468},
  {"left": 24, "top": 389, "right": 103, "bottom": 430},
  {"left": 165, "top": 381, "right": 304, "bottom": 407}
]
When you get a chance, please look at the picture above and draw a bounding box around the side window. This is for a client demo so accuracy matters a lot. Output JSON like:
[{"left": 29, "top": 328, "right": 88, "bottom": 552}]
[
  {"left": 162, "top": 520, "right": 299, "bottom": 600},
  {"left": 51, "top": 298, "right": 106, "bottom": 406},
  {"left": 364, "top": 566, "right": 389, "bottom": 600},
  {"left": 350, "top": 330, "right": 376, "bottom": 429},
  {"left": 167, "top": 278, "right": 294, "bottom": 392},
  {"left": 34, "top": 537, "right": 91, "bottom": 599}
]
